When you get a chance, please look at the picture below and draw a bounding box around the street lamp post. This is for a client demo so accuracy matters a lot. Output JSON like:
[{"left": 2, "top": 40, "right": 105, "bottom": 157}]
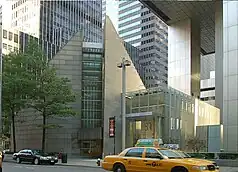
[
  {"left": 0, "top": 45, "right": 2, "bottom": 137},
  {"left": 117, "top": 57, "right": 131, "bottom": 151}
]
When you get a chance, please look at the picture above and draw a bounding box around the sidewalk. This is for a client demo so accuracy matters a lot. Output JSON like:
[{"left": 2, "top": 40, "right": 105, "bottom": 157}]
[
  {"left": 220, "top": 167, "right": 238, "bottom": 172},
  {"left": 56, "top": 158, "right": 100, "bottom": 168},
  {"left": 3, "top": 154, "right": 100, "bottom": 168}
]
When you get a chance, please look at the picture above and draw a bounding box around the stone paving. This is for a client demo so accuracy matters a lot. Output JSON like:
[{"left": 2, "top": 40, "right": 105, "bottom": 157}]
[{"left": 56, "top": 158, "right": 100, "bottom": 168}]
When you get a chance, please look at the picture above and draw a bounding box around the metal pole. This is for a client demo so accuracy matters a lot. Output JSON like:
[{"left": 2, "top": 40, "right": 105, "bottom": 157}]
[
  {"left": 0, "top": 48, "right": 2, "bottom": 137},
  {"left": 121, "top": 58, "right": 126, "bottom": 151},
  {"left": 114, "top": 116, "right": 116, "bottom": 154}
]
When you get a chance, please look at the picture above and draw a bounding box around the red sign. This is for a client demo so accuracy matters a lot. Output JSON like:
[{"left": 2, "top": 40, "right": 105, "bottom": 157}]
[{"left": 109, "top": 117, "right": 115, "bottom": 137}]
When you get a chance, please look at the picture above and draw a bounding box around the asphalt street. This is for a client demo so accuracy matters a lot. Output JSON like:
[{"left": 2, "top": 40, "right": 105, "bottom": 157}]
[
  {"left": 3, "top": 162, "right": 238, "bottom": 172},
  {"left": 3, "top": 162, "right": 106, "bottom": 172}
]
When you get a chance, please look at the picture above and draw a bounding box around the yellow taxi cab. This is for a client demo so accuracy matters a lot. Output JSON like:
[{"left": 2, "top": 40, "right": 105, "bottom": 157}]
[
  {"left": 136, "top": 138, "right": 218, "bottom": 169},
  {"left": 175, "top": 150, "right": 219, "bottom": 170},
  {"left": 101, "top": 146, "right": 219, "bottom": 172}
]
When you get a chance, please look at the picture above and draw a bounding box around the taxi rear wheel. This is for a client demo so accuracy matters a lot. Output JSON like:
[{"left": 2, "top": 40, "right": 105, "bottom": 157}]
[{"left": 113, "top": 163, "right": 126, "bottom": 172}]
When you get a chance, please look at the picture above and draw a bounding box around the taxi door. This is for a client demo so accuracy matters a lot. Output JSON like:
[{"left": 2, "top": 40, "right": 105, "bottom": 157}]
[
  {"left": 122, "top": 147, "right": 147, "bottom": 172},
  {"left": 144, "top": 148, "right": 167, "bottom": 172}
]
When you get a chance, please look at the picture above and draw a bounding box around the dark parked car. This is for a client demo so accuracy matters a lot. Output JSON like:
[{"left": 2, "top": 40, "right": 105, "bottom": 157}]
[{"left": 13, "top": 149, "right": 58, "bottom": 165}]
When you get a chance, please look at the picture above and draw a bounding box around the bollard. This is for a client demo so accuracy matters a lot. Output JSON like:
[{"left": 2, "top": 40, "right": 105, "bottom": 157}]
[{"left": 96, "top": 158, "right": 100, "bottom": 166}]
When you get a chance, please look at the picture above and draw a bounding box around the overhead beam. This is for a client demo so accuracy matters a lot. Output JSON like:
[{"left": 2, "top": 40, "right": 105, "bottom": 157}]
[
  {"left": 201, "top": 48, "right": 215, "bottom": 56},
  {"left": 139, "top": 0, "right": 170, "bottom": 23}
]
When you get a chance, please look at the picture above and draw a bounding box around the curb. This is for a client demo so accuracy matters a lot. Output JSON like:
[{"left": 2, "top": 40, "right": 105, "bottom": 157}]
[{"left": 55, "top": 163, "right": 101, "bottom": 169}]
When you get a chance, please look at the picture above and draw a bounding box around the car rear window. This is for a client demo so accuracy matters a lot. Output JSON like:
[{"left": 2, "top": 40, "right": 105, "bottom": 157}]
[{"left": 125, "top": 148, "right": 144, "bottom": 158}]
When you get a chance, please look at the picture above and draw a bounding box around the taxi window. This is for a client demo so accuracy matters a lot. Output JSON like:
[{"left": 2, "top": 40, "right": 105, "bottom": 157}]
[
  {"left": 125, "top": 148, "right": 144, "bottom": 158},
  {"left": 145, "top": 148, "right": 163, "bottom": 159},
  {"left": 158, "top": 149, "right": 182, "bottom": 159}
]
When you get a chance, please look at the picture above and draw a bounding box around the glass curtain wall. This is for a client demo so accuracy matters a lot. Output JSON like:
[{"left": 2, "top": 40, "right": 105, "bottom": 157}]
[
  {"left": 80, "top": 47, "right": 103, "bottom": 156},
  {"left": 126, "top": 87, "right": 195, "bottom": 149}
]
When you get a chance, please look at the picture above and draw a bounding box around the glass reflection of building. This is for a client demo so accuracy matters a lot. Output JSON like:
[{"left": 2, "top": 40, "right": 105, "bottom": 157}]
[
  {"left": 125, "top": 86, "right": 220, "bottom": 150},
  {"left": 123, "top": 41, "right": 145, "bottom": 82}
]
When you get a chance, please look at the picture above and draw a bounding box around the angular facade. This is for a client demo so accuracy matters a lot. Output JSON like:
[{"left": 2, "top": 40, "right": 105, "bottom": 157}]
[
  {"left": 14, "top": 31, "right": 104, "bottom": 157},
  {"left": 103, "top": 16, "right": 145, "bottom": 155}
]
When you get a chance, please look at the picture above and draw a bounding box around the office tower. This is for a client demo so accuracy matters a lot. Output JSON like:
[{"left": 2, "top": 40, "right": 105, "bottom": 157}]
[
  {"left": 118, "top": 0, "right": 168, "bottom": 88},
  {"left": 102, "top": 0, "right": 106, "bottom": 27},
  {"left": 4, "top": 0, "right": 103, "bottom": 46},
  {"left": 123, "top": 41, "right": 145, "bottom": 82},
  {"left": 200, "top": 53, "right": 215, "bottom": 106},
  {"left": 0, "top": 5, "right": 2, "bottom": 24}
]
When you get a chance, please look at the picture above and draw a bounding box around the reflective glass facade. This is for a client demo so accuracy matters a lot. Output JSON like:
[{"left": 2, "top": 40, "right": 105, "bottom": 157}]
[
  {"left": 1, "top": 28, "right": 60, "bottom": 60},
  {"left": 79, "top": 46, "right": 104, "bottom": 156},
  {"left": 7, "top": 0, "right": 103, "bottom": 46},
  {"left": 125, "top": 86, "right": 220, "bottom": 150},
  {"left": 81, "top": 48, "right": 103, "bottom": 129},
  {"left": 39, "top": 1, "right": 103, "bottom": 45},
  {"left": 125, "top": 87, "right": 195, "bottom": 149}
]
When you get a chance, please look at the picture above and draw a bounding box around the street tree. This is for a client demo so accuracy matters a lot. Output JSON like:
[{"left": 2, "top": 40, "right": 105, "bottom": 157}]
[
  {"left": 25, "top": 41, "right": 77, "bottom": 152},
  {"left": 186, "top": 136, "right": 206, "bottom": 152},
  {"left": 2, "top": 52, "right": 34, "bottom": 152}
]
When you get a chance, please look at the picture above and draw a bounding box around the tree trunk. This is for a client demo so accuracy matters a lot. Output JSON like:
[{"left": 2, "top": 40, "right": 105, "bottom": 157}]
[
  {"left": 11, "top": 111, "right": 16, "bottom": 152},
  {"left": 42, "top": 114, "right": 46, "bottom": 152}
]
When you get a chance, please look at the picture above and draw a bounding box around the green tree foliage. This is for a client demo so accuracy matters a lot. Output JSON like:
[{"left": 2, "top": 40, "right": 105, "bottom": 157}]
[
  {"left": 2, "top": 52, "right": 34, "bottom": 152},
  {"left": 2, "top": 40, "right": 76, "bottom": 152},
  {"left": 24, "top": 41, "right": 76, "bottom": 152}
]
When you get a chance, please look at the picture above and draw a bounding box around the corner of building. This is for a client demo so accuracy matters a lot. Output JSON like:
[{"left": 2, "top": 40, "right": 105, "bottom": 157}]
[{"left": 103, "top": 16, "right": 145, "bottom": 155}]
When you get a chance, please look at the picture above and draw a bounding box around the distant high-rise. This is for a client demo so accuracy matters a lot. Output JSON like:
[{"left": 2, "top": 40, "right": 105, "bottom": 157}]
[
  {"left": 102, "top": 0, "right": 106, "bottom": 27},
  {"left": 0, "top": 5, "right": 2, "bottom": 24},
  {"left": 2, "top": 0, "right": 103, "bottom": 47},
  {"left": 118, "top": 0, "right": 168, "bottom": 88}
]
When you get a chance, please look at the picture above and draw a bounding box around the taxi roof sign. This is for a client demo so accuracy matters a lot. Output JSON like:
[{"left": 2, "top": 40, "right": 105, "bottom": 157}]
[{"left": 135, "top": 139, "right": 163, "bottom": 147}]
